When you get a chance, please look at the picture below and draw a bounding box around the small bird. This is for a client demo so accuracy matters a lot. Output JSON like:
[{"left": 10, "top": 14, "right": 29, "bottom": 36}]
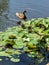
[{"left": 16, "top": 10, "right": 27, "bottom": 20}]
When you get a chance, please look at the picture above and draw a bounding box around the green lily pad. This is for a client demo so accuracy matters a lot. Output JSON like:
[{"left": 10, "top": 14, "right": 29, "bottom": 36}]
[
  {"left": 10, "top": 58, "right": 20, "bottom": 62},
  {"left": 13, "top": 50, "right": 21, "bottom": 55},
  {"left": 0, "top": 58, "right": 2, "bottom": 61}
]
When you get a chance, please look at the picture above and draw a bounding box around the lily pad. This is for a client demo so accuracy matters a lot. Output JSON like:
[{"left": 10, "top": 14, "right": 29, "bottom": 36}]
[
  {"left": 10, "top": 58, "right": 20, "bottom": 62},
  {"left": 0, "top": 58, "right": 2, "bottom": 61}
]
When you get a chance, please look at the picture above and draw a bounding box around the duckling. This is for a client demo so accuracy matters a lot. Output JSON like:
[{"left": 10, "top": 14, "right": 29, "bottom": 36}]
[{"left": 16, "top": 10, "right": 27, "bottom": 20}]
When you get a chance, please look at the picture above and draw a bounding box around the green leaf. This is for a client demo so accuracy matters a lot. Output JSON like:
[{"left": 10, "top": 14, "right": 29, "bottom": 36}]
[{"left": 10, "top": 58, "right": 20, "bottom": 62}]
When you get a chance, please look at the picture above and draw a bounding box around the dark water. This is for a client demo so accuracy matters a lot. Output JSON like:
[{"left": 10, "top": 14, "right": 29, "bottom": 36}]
[{"left": 0, "top": 0, "right": 49, "bottom": 65}]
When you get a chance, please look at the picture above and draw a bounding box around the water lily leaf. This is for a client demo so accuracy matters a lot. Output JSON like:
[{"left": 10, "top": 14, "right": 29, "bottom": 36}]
[
  {"left": 13, "top": 44, "right": 23, "bottom": 49},
  {"left": 6, "top": 27, "right": 17, "bottom": 32},
  {"left": 44, "top": 29, "right": 49, "bottom": 34},
  {"left": 13, "top": 39, "right": 24, "bottom": 49},
  {"left": 0, "top": 58, "right": 2, "bottom": 61},
  {"left": 13, "top": 50, "right": 21, "bottom": 55},
  {"left": 16, "top": 26, "right": 23, "bottom": 32},
  {"left": 17, "top": 31, "right": 24, "bottom": 37},
  {"left": 38, "top": 57, "right": 44, "bottom": 64},
  {"left": 23, "top": 38, "right": 30, "bottom": 42},
  {"left": 46, "top": 38, "right": 49, "bottom": 45},
  {"left": 22, "top": 20, "right": 31, "bottom": 27},
  {"left": 5, "top": 48, "right": 14, "bottom": 54},
  {"left": 27, "top": 42, "right": 37, "bottom": 49},
  {"left": 0, "top": 41, "right": 6, "bottom": 46},
  {"left": 0, "top": 51, "right": 10, "bottom": 57},
  {"left": 0, "top": 47, "right": 2, "bottom": 51},
  {"left": 10, "top": 58, "right": 20, "bottom": 62},
  {"left": 28, "top": 51, "right": 38, "bottom": 58}
]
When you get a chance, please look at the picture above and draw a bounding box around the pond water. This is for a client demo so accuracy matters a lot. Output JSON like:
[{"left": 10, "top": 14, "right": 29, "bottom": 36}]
[{"left": 0, "top": 0, "right": 49, "bottom": 65}]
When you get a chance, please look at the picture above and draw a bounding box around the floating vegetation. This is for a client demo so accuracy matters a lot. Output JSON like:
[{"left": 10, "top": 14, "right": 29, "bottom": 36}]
[
  {"left": 0, "top": 58, "right": 2, "bottom": 61},
  {"left": 10, "top": 58, "right": 20, "bottom": 62},
  {"left": 9, "top": 35, "right": 16, "bottom": 39},
  {"left": 0, "top": 17, "right": 49, "bottom": 63}
]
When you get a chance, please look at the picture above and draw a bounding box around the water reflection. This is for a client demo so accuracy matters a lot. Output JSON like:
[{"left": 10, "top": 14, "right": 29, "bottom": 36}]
[
  {"left": 0, "top": 0, "right": 9, "bottom": 15},
  {"left": 0, "top": 0, "right": 9, "bottom": 31},
  {"left": 0, "top": 0, "right": 17, "bottom": 31}
]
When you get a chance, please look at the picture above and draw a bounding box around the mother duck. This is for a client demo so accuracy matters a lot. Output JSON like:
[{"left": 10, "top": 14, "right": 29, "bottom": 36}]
[{"left": 16, "top": 10, "right": 27, "bottom": 20}]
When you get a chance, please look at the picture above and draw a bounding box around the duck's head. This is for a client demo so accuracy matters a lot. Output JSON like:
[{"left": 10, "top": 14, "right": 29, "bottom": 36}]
[{"left": 23, "top": 10, "right": 27, "bottom": 14}]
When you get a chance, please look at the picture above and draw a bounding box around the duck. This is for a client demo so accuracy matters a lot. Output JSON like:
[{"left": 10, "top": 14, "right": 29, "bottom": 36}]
[{"left": 16, "top": 10, "right": 27, "bottom": 20}]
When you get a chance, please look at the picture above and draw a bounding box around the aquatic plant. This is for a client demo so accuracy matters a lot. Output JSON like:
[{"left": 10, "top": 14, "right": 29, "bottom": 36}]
[{"left": 0, "top": 17, "right": 49, "bottom": 64}]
